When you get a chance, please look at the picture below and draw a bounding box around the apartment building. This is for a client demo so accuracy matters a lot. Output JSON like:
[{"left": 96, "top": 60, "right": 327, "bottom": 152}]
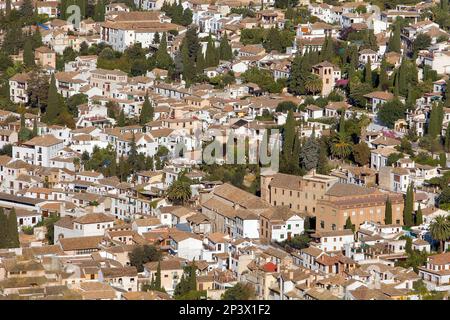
[
  {"left": 261, "top": 171, "right": 339, "bottom": 217},
  {"left": 315, "top": 184, "right": 404, "bottom": 232},
  {"left": 12, "top": 134, "right": 64, "bottom": 167}
]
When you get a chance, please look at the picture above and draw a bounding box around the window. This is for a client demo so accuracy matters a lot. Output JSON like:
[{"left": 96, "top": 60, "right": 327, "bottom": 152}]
[
  {"left": 320, "top": 221, "right": 325, "bottom": 229},
  {"left": 287, "top": 224, "right": 291, "bottom": 230},
  {"left": 97, "top": 224, "right": 100, "bottom": 229}
]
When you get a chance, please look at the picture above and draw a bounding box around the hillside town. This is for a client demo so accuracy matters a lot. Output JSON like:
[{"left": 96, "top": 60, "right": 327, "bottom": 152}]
[{"left": 0, "top": 0, "right": 448, "bottom": 301}]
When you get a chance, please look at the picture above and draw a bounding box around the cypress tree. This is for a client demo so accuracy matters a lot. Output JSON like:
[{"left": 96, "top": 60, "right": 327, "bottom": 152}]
[
  {"left": 428, "top": 103, "right": 443, "bottom": 138},
  {"left": 416, "top": 204, "right": 423, "bottom": 226},
  {"left": 23, "top": 38, "right": 35, "bottom": 68},
  {"left": 155, "top": 260, "right": 162, "bottom": 290},
  {"left": 205, "top": 35, "right": 218, "bottom": 68},
  {"left": 196, "top": 49, "right": 205, "bottom": 74},
  {"left": 140, "top": 94, "right": 154, "bottom": 125},
  {"left": 5, "top": 0, "right": 11, "bottom": 16},
  {"left": 219, "top": 34, "right": 232, "bottom": 61},
  {"left": 445, "top": 126, "right": 450, "bottom": 152},
  {"left": 345, "top": 216, "right": 355, "bottom": 233},
  {"left": 32, "top": 118, "right": 38, "bottom": 137},
  {"left": 320, "top": 34, "right": 334, "bottom": 62},
  {"left": 440, "top": 152, "right": 447, "bottom": 168},
  {"left": 316, "top": 140, "right": 329, "bottom": 175},
  {"left": 118, "top": 110, "right": 126, "bottom": 127},
  {"left": 46, "top": 74, "right": 60, "bottom": 123},
  {"left": 129, "top": 133, "right": 138, "bottom": 176},
  {"left": 378, "top": 57, "right": 389, "bottom": 91},
  {"left": 403, "top": 183, "right": 414, "bottom": 227},
  {"left": 280, "top": 110, "right": 300, "bottom": 174},
  {"left": 385, "top": 197, "right": 392, "bottom": 225},
  {"left": 6, "top": 208, "right": 19, "bottom": 248},
  {"left": 0, "top": 208, "right": 7, "bottom": 248},
  {"left": 364, "top": 57, "right": 372, "bottom": 86},
  {"left": 155, "top": 33, "right": 173, "bottom": 70},
  {"left": 153, "top": 32, "right": 160, "bottom": 44},
  {"left": 94, "top": 0, "right": 105, "bottom": 22},
  {"left": 182, "top": 43, "right": 195, "bottom": 84},
  {"left": 387, "top": 22, "right": 401, "bottom": 53}
]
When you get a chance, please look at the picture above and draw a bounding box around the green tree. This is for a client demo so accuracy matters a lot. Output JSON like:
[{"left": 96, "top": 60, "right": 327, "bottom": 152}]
[
  {"left": 364, "top": 57, "right": 372, "bottom": 86},
  {"left": 352, "top": 142, "right": 370, "bottom": 166},
  {"left": 300, "top": 133, "right": 319, "bottom": 171},
  {"left": 222, "top": 283, "right": 255, "bottom": 300},
  {"left": 377, "top": 99, "right": 407, "bottom": 128},
  {"left": 403, "top": 183, "right": 414, "bottom": 227},
  {"left": 118, "top": 109, "right": 126, "bottom": 127},
  {"left": 429, "top": 216, "right": 450, "bottom": 252},
  {"left": 140, "top": 94, "right": 154, "bottom": 125},
  {"left": 445, "top": 126, "right": 450, "bottom": 152},
  {"left": 205, "top": 35, "right": 218, "bottom": 68},
  {"left": 129, "top": 245, "right": 162, "bottom": 272},
  {"left": 280, "top": 110, "right": 302, "bottom": 174},
  {"left": 387, "top": 22, "right": 401, "bottom": 53},
  {"left": 94, "top": 0, "right": 105, "bottom": 22},
  {"left": 428, "top": 103, "right": 444, "bottom": 138},
  {"left": 317, "top": 139, "right": 330, "bottom": 174},
  {"left": 345, "top": 216, "right": 355, "bottom": 233},
  {"left": 6, "top": 208, "right": 19, "bottom": 248},
  {"left": 219, "top": 34, "right": 233, "bottom": 61},
  {"left": 155, "top": 33, "right": 174, "bottom": 70},
  {"left": 385, "top": 197, "right": 393, "bottom": 224},
  {"left": 416, "top": 205, "right": 423, "bottom": 226},
  {"left": 378, "top": 57, "right": 389, "bottom": 91},
  {"left": 45, "top": 74, "right": 60, "bottom": 123},
  {"left": 0, "top": 208, "right": 8, "bottom": 248},
  {"left": 166, "top": 175, "right": 192, "bottom": 205},
  {"left": 23, "top": 38, "right": 35, "bottom": 68}
]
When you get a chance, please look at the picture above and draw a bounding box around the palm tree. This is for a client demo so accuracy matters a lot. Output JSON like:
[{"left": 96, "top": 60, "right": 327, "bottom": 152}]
[
  {"left": 429, "top": 215, "right": 450, "bottom": 252},
  {"left": 331, "top": 131, "right": 353, "bottom": 160},
  {"left": 304, "top": 74, "right": 323, "bottom": 95},
  {"left": 166, "top": 173, "right": 192, "bottom": 205}
]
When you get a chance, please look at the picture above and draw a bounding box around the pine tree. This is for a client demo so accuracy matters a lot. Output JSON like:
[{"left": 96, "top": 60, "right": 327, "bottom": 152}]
[
  {"left": 6, "top": 208, "right": 19, "bottom": 248},
  {"left": 23, "top": 38, "right": 35, "bottom": 68},
  {"left": 265, "top": 28, "right": 283, "bottom": 53},
  {"left": 0, "top": 208, "right": 7, "bottom": 248},
  {"left": 45, "top": 74, "right": 60, "bottom": 123},
  {"left": 416, "top": 204, "right": 423, "bottom": 226},
  {"left": 140, "top": 94, "right": 154, "bottom": 125},
  {"left": 385, "top": 197, "right": 392, "bottom": 224},
  {"left": 219, "top": 34, "right": 233, "bottom": 61},
  {"left": 403, "top": 183, "right": 414, "bottom": 227}
]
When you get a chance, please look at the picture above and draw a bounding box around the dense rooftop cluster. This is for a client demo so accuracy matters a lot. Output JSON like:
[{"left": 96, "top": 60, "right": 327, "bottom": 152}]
[{"left": 0, "top": 0, "right": 448, "bottom": 301}]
